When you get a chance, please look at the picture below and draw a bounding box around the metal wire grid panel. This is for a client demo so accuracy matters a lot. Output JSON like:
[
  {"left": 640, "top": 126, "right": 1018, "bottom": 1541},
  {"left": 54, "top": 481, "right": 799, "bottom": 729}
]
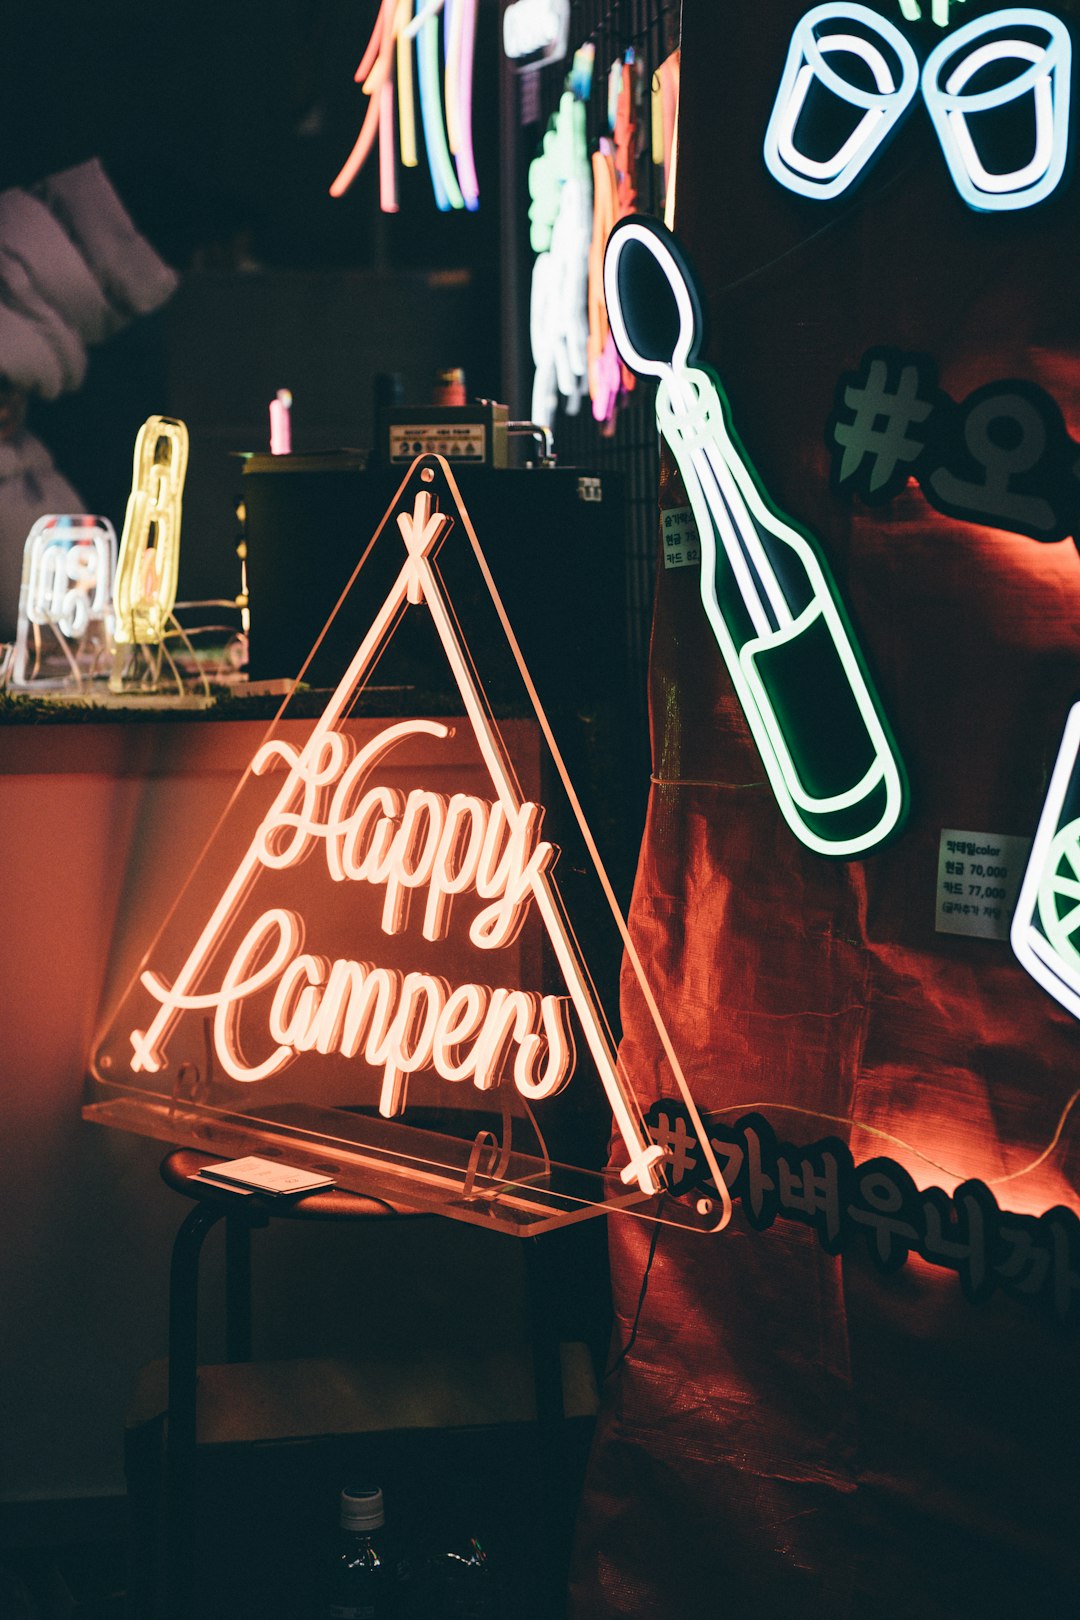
[{"left": 514, "top": 0, "right": 683, "bottom": 698}]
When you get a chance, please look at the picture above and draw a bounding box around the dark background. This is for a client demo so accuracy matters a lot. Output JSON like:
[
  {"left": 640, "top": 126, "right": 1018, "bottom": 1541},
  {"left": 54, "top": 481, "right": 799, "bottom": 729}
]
[{"left": 0, "top": 0, "right": 505, "bottom": 597}]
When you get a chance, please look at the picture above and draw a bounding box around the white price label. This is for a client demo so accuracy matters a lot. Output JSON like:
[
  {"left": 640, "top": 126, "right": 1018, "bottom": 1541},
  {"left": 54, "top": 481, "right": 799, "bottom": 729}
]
[
  {"left": 388, "top": 422, "right": 487, "bottom": 463},
  {"left": 935, "top": 828, "right": 1031, "bottom": 940},
  {"left": 662, "top": 506, "right": 701, "bottom": 570}
]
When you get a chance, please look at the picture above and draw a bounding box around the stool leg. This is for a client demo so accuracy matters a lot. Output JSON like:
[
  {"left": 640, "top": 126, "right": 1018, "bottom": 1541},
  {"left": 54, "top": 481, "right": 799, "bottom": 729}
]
[
  {"left": 524, "top": 1234, "right": 565, "bottom": 1429},
  {"left": 165, "top": 1202, "right": 225, "bottom": 1620},
  {"left": 225, "top": 1214, "right": 254, "bottom": 1362}
]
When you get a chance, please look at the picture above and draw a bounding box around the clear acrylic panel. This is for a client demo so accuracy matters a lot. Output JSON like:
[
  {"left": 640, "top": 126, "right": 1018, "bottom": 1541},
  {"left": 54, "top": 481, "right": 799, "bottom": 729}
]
[{"left": 87, "top": 456, "right": 727, "bottom": 1234}]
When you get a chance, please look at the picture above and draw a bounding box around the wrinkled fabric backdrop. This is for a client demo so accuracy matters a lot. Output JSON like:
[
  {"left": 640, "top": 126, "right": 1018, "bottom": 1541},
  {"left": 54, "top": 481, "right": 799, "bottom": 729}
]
[{"left": 571, "top": 3, "right": 1080, "bottom": 1615}]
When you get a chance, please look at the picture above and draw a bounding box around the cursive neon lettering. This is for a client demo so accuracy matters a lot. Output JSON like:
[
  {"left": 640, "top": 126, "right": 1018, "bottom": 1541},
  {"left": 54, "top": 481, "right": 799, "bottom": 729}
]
[
  {"left": 423, "top": 793, "right": 489, "bottom": 940},
  {"left": 431, "top": 982, "right": 488, "bottom": 1079},
  {"left": 140, "top": 905, "right": 576, "bottom": 1117},
  {"left": 212, "top": 908, "right": 301, "bottom": 1083}
]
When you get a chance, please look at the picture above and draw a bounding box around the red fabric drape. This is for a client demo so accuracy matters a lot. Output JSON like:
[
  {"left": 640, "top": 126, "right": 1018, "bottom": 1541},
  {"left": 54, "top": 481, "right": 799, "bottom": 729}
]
[{"left": 572, "top": 4, "right": 1080, "bottom": 1614}]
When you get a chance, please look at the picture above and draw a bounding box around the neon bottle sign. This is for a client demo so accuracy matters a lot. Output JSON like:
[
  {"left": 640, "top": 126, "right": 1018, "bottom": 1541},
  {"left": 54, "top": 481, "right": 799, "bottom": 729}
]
[
  {"left": 529, "top": 91, "right": 592, "bottom": 433},
  {"left": 92, "top": 456, "right": 730, "bottom": 1230},
  {"left": 604, "top": 217, "right": 908, "bottom": 859}
]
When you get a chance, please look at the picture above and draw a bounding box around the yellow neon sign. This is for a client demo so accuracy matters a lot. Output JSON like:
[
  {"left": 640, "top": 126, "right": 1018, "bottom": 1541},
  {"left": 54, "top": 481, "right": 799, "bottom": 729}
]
[{"left": 111, "top": 415, "right": 188, "bottom": 649}]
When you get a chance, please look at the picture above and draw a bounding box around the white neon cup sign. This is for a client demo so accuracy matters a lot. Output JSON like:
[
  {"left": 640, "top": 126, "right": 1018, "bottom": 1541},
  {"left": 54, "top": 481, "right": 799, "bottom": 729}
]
[
  {"left": 764, "top": 3, "right": 919, "bottom": 200},
  {"left": 922, "top": 8, "right": 1072, "bottom": 212},
  {"left": 11, "top": 514, "right": 118, "bottom": 690}
]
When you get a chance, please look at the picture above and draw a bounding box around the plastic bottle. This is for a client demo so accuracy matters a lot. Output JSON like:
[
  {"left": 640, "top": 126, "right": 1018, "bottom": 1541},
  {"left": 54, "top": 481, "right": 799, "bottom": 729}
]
[
  {"left": 326, "top": 1486, "right": 400, "bottom": 1619},
  {"left": 412, "top": 1531, "right": 503, "bottom": 1618}
]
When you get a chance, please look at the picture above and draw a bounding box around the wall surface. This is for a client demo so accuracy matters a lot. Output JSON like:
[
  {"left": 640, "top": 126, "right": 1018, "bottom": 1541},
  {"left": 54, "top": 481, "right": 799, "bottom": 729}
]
[{"left": 0, "top": 720, "right": 541, "bottom": 1503}]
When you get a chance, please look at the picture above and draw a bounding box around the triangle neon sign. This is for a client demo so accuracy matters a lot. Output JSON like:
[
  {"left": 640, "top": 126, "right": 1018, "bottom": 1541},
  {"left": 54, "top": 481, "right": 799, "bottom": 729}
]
[{"left": 88, "top": 456, "right": 730, "bottom": 1233}]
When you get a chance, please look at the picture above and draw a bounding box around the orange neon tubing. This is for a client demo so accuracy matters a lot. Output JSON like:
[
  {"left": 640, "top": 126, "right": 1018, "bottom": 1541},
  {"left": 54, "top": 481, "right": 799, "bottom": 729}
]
[{"left": 330, "top": 0, "right": 398, "bottom": 198}]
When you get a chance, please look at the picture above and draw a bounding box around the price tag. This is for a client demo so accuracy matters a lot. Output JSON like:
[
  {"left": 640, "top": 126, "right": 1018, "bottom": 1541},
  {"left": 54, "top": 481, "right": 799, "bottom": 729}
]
[
  {"left": 662, "top": 506, "right": 701, "bottom": 570},
  {"left": 936, "top": 829, "right": 1031, "bottom": 940}
]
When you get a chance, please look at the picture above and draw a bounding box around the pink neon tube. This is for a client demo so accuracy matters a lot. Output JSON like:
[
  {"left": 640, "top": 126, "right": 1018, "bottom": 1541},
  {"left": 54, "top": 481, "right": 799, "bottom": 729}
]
[
  {"left": 453, "top": 0, "right": 479, "bottom": 210},
  {"left": 330, "top": 0, "right": 397, "bottom": 198},
  {"left": 379, "top": 77, "right": 398, "bottom": 211}
]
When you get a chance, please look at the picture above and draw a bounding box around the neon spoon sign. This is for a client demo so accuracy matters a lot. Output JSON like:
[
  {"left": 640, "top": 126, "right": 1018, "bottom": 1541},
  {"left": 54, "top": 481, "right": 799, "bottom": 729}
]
[
  {"left": 604, "top": 218, "right": 908, "bottom": 859},
  {"left": 93, "top": 457, "right": 731, "bottom": 1227}
]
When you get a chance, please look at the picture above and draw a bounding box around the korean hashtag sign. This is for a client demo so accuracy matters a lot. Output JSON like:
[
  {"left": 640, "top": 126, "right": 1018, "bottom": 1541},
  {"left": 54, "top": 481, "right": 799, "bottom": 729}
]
[{"left": 827, "top": 347, "right": 1080, "bottom": 544}]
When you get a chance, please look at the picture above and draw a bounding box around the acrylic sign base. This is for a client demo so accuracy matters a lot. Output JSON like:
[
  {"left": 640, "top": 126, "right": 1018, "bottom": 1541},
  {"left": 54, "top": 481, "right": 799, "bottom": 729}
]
[{"left": 86, "top": 455, "right": 729, "bottom": 1236}]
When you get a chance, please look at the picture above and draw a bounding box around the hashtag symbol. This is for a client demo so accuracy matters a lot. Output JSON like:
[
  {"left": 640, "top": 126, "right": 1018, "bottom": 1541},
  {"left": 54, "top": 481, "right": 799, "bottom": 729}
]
[
  {"left": 649, "top": 1108, "right": 700, "bottom": 1189},
  {"left": 832, "top": 352, "right": 936, "bottom": 500}
]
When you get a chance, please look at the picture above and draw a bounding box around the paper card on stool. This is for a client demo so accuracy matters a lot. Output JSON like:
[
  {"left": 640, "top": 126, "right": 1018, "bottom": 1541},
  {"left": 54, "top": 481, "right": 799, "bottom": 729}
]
[{"left": 193, "top": 1156, "right": 336, "bottom": 1195}]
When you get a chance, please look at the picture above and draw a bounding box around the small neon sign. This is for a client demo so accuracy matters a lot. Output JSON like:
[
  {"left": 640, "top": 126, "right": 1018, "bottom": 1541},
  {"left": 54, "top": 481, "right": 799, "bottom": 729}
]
[
  {"left": 604, "top": 217, "right": 908, "bottom": 859},
  {"left": 111, "top": 415, "right": 188, "bottom": 653},
  {"left": 764, "top": 3, "right": 919, "bottom": 201},
  {"left": 503, "top": 0, "right": 570, "bottom": 68},
  {"left": 89, "top": 456, "right": 729, "bottom": 1234},
  {"left": 11, "top": 515, "right": 117, "bottom": 690}
]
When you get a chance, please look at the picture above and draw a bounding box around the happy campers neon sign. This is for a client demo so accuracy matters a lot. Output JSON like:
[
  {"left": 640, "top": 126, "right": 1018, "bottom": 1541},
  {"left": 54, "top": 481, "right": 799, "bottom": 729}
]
[
  {"left": 131, "top": 703, "right": 575, "bottom": 1113},
  {"left": 91, "top": 458, "right": 729, "bottom": 1231}
]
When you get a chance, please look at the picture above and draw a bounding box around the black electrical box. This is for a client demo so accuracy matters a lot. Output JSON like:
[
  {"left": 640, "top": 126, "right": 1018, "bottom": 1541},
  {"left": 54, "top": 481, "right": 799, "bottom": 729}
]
[
  {"left": 377, "top": 401, "right": 510, "bottom": 467},
  {"left": 240, "top": 455, "right": 627, "bottom": 715}
]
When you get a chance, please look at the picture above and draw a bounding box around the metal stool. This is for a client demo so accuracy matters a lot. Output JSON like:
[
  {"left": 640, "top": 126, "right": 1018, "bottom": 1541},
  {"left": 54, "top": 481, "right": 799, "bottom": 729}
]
[
  {"left": 159, "top": 1148, "right": 429, "bottom": 1619},
  {"left": 154, "top": 1148, "right": 574, "bottom": 1619}
]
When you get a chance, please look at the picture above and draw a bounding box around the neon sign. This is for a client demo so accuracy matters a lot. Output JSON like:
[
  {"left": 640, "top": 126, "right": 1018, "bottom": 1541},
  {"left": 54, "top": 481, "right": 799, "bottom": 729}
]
[
  {"left": 529, "top": 91, "right": 592, "bottom": 433},
  {"left": 764, "top": 4, "right": 919, "bottom": 201},
  {"left": 828, "top": 346, "right": 1079, "bottom": 542},
  {"left": 89, "top": 456, "right": 730, "bottom": 1234},
  {"left": 11, "top": 515, "right": 116, "bottom": 690},
  {"left": 503, "top": 0, "right": 570, "bottom": 68},
  {"left": 922, "top": 8, "right": 1072, "bottom": 213},
  {"left": 604, "top": 217, "right": 908, "bottom": 858},
  {"left": 766, "top": 6, "right": 1072, "bottom": 212},
  {"left": 330, "top": 0, "right": 478, "bottom": 213},
  {"left": 898, "top": 2, "right": 967, "bottom": 26},
  {"left": 110, "top": 415, "right": 188, "bottom": 685},
  {"left": 1012, "top": 703, "right": 1080, "bottom": 1021}
]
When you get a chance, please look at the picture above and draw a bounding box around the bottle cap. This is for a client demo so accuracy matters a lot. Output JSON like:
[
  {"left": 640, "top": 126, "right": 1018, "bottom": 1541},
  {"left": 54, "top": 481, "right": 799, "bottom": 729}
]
[
  {"left": 340, "top": 1486, "right": 385, "bottom": 1532},
  {"left": 433, "top": 366, "right": 467, "bottom": 407}
]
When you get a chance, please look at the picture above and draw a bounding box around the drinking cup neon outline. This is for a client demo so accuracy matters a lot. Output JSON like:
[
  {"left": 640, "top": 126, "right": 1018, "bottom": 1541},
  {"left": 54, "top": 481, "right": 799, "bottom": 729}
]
[
  {"left": 922, "top": 8, "right": 1071, "bottom": 211},
  {"left": 764, "top": 3, "right": 919, "bottom": 200}
]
